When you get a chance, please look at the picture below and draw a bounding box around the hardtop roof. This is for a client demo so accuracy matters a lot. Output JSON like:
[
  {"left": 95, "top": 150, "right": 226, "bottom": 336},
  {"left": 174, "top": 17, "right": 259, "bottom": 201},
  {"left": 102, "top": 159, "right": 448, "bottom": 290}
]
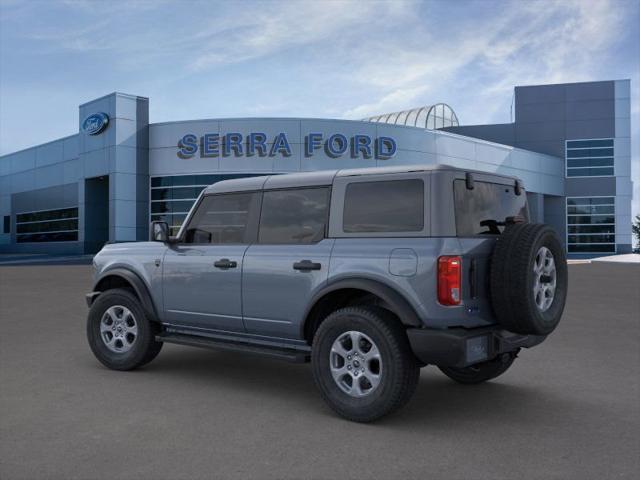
[{"left": 203, "top": 164, "right": 521, "bottom": 194}]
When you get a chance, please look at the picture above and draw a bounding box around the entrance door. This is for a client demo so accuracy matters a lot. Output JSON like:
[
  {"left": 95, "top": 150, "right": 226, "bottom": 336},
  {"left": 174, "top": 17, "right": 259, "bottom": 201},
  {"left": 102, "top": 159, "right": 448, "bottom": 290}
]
[
  {"left": 162, "top": 191, "right": 260, "bottom": 333},
  {"left": 84, "top": 176, "right": 109, "bottom": 254}
]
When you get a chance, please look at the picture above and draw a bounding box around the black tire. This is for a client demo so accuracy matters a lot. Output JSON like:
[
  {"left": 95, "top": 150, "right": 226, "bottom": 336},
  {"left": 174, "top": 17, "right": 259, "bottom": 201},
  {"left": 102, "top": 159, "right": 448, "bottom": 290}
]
[
  {"left": 87, "top": 288, "right": 163, "bottom": 371},
  {"left": 439, "top": 351, "right": 517, "bottom": 385},
  {"left": 311, "top": 306, "right": 420, "bottom": 422},
  {"left": 490, "top": 223, "right": 568, "bottom": 335}
]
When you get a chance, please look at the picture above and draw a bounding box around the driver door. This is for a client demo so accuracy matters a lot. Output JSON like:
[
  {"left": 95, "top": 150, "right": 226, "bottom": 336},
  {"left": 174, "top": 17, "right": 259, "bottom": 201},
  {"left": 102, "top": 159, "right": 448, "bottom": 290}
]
[{"left": 162, "top": 191, "right": 260, "bottom": 333}]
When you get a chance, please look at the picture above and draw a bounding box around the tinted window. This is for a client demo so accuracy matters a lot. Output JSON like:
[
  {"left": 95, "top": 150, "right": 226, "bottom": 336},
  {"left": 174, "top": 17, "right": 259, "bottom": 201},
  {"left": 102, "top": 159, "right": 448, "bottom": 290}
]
[
  {"left": 343, "top": 180, "right": 424, "bottom": 233},
  {"left": 15, "top": 207, "right": 79, "bottom": 243},
  {"left": 454, "top": 180, "right": 528, "bottom": 235},
  {"left": 184, "top": 193, "right": 257, "bottom": 244},
  {"left": 566, "top": 138, "right": 614, "bottom": 177},
  {"left": 566, "top": 139, "right": 613, "bottom": 149},
  {"left": 3, "top": 215, "right": 9, "bottom": 234},
  {"left": 16, "top": 232, "right": 78, "bottom": 243},
  {"left": 566, "top": 196, "right": 615, "bottom": 254},
  {"left": 259, "top": 188, "right": 329, "bottom": 244}
]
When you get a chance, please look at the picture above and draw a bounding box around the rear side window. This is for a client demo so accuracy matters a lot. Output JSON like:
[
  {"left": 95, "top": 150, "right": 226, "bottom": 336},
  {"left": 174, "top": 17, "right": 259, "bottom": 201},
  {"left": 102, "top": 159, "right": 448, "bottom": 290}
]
[
  {"left": 343, "top": 179, "right": 424, "bottom": 233},
  {"left": 184, "top": 192, "right": 258, "bottom": 244},
  {"left": 454, "top": 180, "right": 528, "bottom": 235},
  {"left": 259, "top": 188, "right": 330, "bottom": 244}
]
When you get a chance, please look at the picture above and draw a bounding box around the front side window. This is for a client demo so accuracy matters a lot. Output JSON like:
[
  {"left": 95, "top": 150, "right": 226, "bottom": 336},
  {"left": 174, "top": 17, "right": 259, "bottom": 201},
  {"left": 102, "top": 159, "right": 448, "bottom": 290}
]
[
  {"left": 566, "top": 197, "right": 615, "bottom": 253},
  {"left": 343, "top": 179, "right": 424, "bottom": 233},
  {"left": 150, "top": 174, "right": 261, "bottom": 235},
  {"left": 183, "top": 193, "right": 258, "bottom": 244},
  {"left": 566, "top": 139, "right": 614, "bottom": 177},
  {"left": 259, "top": 188, "right": 330, "bottom": 244},
  {"left": 454, "top": 180, "right": 528, "bottom": 236}
]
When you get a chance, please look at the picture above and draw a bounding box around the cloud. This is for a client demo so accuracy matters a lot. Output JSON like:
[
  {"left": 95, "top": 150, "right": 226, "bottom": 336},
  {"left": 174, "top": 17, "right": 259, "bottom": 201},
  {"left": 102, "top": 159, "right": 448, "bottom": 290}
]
[
  {"left": 340, "top": 0, "right": 629, "bottom": 119},
  {"left": 343, "top": 85, "right": 430, "bottom": 119},
  {"left": 1, "top": 0, "right": 637, "bottom": 222},
  {"left": 188, "top": 1, "right": 412, "bottom": 71}
]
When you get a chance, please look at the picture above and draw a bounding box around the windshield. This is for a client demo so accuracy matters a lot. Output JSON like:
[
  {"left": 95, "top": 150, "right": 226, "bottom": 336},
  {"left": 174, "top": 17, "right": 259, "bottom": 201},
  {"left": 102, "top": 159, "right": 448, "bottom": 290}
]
[{"left": 454, "top": 179, "right": 528, "bottom": 235}]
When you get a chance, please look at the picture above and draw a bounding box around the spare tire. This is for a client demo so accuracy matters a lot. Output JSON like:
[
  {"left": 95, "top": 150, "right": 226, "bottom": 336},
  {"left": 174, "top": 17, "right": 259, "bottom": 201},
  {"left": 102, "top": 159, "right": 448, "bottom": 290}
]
[{"left": 490, "top": 223, "right": 567, "bottom": 335}]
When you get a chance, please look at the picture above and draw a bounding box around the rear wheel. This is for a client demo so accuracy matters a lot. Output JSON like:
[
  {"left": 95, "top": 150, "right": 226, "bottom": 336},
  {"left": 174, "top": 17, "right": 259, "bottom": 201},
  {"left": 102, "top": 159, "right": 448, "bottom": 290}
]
[
  {"left": 439, "top": 351, "right": 517, "bottom": 385},
  {"left": 87, "top": 288, "right": 162, "bottom": 371},
  {"left": 312, "top": 306, "right": 419, "bottom": 422}
]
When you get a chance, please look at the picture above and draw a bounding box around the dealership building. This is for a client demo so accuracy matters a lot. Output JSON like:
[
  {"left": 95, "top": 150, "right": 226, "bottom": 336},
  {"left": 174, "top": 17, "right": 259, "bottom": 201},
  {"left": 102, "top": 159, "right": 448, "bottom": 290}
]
[{"left": 0, "top": 79, "right": 633, "bottom": 257}]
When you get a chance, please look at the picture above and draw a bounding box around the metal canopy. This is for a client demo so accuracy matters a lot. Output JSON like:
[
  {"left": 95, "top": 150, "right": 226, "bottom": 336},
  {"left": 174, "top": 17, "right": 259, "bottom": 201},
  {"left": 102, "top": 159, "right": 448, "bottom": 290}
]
[{"left": 363, "top": 103, "right": 459, "bottom": 130}]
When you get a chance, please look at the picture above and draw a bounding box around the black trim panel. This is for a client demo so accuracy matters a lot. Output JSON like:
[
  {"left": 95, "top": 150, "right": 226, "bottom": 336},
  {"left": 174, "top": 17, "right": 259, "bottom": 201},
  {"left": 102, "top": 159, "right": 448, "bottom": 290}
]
[
  {"left": 407, "top": 326, "right": 546, "bottom": 368},
  {"left": 304, "top": 278, "right": 423, "bottom": 329},
  {"left": 90, "top": 268, "right": 159, "bottom": 321}
]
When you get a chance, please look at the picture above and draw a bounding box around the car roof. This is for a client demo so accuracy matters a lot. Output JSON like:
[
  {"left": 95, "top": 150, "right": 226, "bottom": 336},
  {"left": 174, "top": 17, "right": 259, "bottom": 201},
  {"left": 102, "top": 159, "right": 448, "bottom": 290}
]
[{"left": 203, "top": 164, "right": 518, "bottom": 194}]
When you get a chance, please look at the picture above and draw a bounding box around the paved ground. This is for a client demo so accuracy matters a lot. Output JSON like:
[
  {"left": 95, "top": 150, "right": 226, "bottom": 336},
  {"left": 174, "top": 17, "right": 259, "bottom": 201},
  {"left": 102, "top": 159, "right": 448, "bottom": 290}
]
[
  {"left": 591, "top": 253, "right": 640, "bottom": 263},
  {"left": 0, "top": 263, "right": 638, "bottom": 480}
]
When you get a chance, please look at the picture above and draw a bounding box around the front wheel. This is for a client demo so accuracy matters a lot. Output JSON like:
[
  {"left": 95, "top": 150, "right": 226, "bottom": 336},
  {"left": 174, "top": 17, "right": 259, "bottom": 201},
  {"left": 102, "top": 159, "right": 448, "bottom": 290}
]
[
  {"left": 438, "top": 351, "right": 517, "bottom": 385},
  {"left": 87, "top": 288, "right": 163, "bottom": 371},
  {"left": 312, "top": 306, "right": 420, "bottom": 422}
]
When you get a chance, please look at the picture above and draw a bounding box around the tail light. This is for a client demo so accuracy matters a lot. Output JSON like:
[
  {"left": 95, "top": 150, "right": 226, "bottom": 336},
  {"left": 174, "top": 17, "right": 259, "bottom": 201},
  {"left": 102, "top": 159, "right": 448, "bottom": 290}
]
[{"left": 438, "top": 256, "right": 461, "bottom": 306}]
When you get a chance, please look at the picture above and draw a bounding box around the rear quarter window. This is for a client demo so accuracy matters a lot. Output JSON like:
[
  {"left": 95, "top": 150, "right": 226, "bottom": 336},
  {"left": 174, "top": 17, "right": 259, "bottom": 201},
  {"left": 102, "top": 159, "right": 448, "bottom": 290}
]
[
  {"left": 343, "top": 179, "right": 424, "bottom": 233},
  {"left": 454, "top": 180, "right": 528, "bottom": 235}
]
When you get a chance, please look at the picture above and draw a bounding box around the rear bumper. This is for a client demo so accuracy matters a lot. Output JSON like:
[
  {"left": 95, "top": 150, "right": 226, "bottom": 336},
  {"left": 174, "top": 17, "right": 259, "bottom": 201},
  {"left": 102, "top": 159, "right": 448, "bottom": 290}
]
[{"left": 406, "top": 326, "right": 546, "bottom": 368}]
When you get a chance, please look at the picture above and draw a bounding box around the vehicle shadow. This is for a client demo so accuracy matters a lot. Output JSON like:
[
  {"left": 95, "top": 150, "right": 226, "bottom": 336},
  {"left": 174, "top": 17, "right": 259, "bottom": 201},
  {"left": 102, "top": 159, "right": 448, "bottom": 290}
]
[
  {"left": 139, "top": 344, "right": 577, "bottom": 428},
  {"left": 145, "top": 344, "right": 318, "bottom": 399}
]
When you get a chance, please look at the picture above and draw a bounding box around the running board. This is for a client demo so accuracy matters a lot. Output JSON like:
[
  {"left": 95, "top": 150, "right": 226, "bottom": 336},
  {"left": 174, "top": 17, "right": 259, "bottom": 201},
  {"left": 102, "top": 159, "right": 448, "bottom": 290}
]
[{"left": 156, "top": 333, "right": 311, "bottom": 363}]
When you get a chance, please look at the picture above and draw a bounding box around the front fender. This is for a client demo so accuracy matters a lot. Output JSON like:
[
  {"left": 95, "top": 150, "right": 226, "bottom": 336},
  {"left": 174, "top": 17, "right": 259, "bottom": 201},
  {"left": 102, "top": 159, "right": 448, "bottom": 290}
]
[{"left": 89, "top": 267, "right": 159, "bottom": 321}]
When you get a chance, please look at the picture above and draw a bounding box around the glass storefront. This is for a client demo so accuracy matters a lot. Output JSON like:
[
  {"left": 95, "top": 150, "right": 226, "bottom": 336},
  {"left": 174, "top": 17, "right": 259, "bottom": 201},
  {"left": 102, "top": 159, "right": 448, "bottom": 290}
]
[
  {"left": 566, "top": 197, "right": 616, "bottom": 253},
  {"left": 15, "top": 207, "right": 79, "bottom": 243}
]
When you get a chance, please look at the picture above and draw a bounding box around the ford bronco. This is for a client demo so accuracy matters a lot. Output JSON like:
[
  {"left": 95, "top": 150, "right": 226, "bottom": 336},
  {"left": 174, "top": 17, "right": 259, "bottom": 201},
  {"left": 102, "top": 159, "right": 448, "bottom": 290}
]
[{"left": 86, "top": 165, "right": 567, "bottom": 422}]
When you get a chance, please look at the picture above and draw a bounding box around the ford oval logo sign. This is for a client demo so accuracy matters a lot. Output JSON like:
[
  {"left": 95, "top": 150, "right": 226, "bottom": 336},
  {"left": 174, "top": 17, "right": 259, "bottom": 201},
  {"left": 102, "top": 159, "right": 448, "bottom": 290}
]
[{"left": 82, "top": 112, "right": 109, "bottom": 135}]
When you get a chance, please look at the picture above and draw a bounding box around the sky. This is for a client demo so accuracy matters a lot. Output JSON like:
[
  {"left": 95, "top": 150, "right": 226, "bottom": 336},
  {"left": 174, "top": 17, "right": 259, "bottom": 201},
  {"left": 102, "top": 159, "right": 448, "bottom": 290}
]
[{"left": 1, "top": 0, "right": 639, "bottom": 214}]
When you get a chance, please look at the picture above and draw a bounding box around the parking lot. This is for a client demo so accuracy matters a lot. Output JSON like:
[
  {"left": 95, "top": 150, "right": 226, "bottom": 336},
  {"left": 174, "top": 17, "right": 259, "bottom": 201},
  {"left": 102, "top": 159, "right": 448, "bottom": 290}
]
[{"left": 0, "top": 262, "right": 638, "bottom": 479}]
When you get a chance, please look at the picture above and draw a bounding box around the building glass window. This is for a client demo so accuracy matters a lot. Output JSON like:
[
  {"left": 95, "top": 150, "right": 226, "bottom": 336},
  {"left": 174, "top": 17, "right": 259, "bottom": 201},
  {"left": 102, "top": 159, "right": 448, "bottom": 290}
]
[
  {"left": 150, "top": 174, "right": 262, "bottom": 235},
  {"left": 3, "top": 215, "right": 9, "bottom": 234},
  {"left": 566, "top": 139, "right": 614, "bottom": 177},
  {"left": 15, "top": 207, "right": 78, "bottom": 243},
  {"left": 566, "top": 197, "right": 616, "bottom": 254}
]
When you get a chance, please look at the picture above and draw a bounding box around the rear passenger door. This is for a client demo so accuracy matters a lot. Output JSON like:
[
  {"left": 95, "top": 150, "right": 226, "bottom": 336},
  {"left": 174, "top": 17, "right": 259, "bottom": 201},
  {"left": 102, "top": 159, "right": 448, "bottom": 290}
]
[{"left": 242, "top": 187, "right": 333, "bottom": 340}]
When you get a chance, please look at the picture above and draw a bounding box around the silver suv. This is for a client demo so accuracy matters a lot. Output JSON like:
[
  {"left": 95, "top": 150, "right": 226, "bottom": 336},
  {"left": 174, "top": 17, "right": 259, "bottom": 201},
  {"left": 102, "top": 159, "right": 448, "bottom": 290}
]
[{"left": 86, "top": 165, "right": 567, "bottom": 422}]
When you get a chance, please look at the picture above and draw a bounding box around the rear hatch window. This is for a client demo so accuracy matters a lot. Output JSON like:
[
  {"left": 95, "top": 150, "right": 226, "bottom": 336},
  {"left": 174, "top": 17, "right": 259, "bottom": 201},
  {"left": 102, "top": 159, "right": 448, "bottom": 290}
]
[{"left": 454, "top": 180, "right": 528, "bottom": 235}]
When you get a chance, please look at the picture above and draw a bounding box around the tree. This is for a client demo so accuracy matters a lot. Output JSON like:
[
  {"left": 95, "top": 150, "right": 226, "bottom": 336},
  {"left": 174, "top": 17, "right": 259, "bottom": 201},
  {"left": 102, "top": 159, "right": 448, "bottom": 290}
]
[{"left": 632, "top": 215, "right": 640, "bottom": 250}]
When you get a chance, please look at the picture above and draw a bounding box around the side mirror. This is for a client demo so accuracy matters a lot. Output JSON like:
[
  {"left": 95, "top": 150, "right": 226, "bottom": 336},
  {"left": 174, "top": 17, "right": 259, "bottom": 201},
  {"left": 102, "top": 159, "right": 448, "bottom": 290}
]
[{"left": 150, "top": 221, "right": 169, "bottom": 242}]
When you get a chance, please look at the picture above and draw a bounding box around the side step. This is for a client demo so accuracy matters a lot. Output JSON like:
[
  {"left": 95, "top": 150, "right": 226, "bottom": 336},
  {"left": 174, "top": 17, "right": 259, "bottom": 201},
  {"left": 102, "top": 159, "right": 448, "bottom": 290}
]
[{"left": 156, "top": 333, "right": 311, "bottom": 363}]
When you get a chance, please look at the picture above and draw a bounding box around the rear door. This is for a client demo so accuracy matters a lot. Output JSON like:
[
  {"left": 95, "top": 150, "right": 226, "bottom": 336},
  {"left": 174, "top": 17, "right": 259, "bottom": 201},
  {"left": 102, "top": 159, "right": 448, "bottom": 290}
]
[
  {"left": 162, "top": 192, "right": 260, "bottom": 332},
  {"left": 242, "top": 187, "right": 333, "bottom": 340},
  {"left": 452, "top": 178, "right": 529, "bottom": 316}
]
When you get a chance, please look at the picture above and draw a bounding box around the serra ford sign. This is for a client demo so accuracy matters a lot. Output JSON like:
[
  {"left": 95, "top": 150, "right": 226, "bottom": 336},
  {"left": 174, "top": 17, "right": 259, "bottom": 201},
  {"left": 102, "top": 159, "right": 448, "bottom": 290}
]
[{"left": 177, "top": 132, "right": 397, "bottom": 159}]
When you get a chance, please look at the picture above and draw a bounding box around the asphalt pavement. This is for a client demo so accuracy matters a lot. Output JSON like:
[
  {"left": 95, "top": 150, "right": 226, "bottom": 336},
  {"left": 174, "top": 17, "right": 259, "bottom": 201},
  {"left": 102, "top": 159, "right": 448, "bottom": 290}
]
[{"left": 0, "top": 262, "right": 638, "bottom": 479}]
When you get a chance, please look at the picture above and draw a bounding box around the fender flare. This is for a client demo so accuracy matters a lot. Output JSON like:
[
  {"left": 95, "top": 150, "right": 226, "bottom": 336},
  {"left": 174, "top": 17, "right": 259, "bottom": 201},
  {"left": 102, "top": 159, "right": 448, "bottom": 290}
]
[
  {"left": 90, "top": 268, "right": 159, "bottom": 321},
  {"left": 303, "top": 277, "right": 422, "bottom": 332}
]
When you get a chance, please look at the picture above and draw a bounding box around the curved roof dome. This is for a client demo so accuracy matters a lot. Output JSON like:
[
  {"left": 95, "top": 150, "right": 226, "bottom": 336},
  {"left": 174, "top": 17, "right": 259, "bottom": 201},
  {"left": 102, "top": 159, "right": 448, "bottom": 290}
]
[{"left": 363, "top": 103, "right": 459, "bottom": 130}]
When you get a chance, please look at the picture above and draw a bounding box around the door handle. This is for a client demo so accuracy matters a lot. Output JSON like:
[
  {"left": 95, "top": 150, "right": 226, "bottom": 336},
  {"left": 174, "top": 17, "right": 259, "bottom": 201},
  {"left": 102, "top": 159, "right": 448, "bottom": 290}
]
[
  {"left": 293, "top": 260, "right": 321, "bottom": 271},
  {"left": 214, "top": 258, "right": 237, "bottom": 269}
]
